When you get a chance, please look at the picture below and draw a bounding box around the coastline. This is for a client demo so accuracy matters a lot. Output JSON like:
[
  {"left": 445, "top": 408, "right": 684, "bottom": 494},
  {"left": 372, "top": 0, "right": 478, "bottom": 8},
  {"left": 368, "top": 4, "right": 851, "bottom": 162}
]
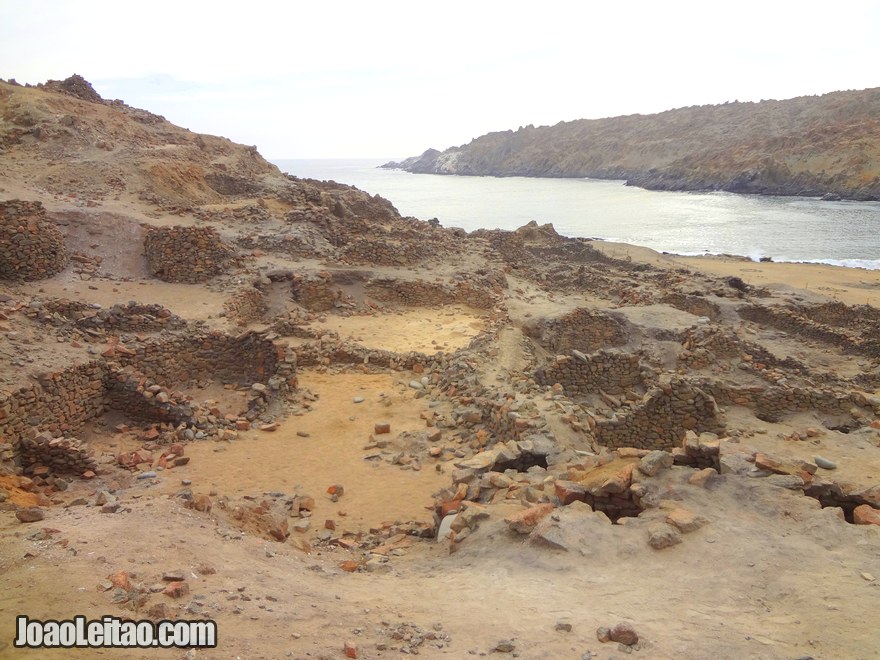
[{"left": 590, "top": 239, "right": 880, "bottom": 307}]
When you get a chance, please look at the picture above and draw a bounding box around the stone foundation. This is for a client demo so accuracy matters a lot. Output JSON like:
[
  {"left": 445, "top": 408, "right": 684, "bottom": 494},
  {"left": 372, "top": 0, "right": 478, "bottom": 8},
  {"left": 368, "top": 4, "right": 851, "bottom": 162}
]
[
  {"left": 738, "top": 303, "right": 880, "bottom": 357},
  {"left": 0, "top": 200, "right": 68, "bottom": 280}
]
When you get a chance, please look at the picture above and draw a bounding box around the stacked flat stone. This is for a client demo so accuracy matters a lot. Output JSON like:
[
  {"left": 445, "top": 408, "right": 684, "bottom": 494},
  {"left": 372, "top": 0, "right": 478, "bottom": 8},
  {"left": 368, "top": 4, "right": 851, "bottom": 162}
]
[
  {"left": 18, "top": 431, "right": 97, "bottom": 476},
  {"left": 0, "top": 200, "right": 69, "bottom": 280},
  {"left": 224, "top": 287, "right": 268, "bottom": 325},
  {"left": 365, "top": 278, "right": 499, "bottom": 310},
  {"left": 144, "top": 225, "right": 235, "bottom": 283},
  {"left": 530, "top": 308, "right": 628, "bottom": 354},
  {"left": 0, "top": 362, "right": 108, "bottom": 447},
  {"left": 536, "top": 350, "right": 645, "bottom": 396},
  {"left": 595, "top": 378, "right": 723, "bottom": 450}
]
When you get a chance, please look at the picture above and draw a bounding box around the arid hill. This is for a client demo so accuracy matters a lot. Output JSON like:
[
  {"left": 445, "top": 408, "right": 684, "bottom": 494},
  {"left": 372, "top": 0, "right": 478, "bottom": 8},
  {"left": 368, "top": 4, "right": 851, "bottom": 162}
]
[
  {"left": 1, "top": 76, "right": 880, "bottom": 659},
  {"left": 384, "top": 88, "right": 880, "bottom": 200}
]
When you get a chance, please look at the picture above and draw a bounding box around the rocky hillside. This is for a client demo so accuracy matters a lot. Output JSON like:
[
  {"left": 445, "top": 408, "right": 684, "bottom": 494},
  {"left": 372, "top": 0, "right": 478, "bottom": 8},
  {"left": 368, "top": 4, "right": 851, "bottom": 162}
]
[
  {"left": 383, "top": 88, "right": 880, "bottom": 200},
  {"left": 0, "top": 74, "right": 400, "bottom": 220}
]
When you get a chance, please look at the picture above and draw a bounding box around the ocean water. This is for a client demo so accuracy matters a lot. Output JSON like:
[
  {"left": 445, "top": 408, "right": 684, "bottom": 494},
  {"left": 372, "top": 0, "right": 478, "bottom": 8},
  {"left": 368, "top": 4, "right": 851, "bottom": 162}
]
[{"left": 272, "top": 158, "right": 880, "bottom": 270}]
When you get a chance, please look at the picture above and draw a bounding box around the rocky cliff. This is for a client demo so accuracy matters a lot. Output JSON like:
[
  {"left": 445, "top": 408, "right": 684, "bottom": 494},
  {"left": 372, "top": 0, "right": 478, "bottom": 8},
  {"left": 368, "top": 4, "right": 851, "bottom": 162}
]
[{"left": 383, "top": 88, "right": 880, "bottom": 200}]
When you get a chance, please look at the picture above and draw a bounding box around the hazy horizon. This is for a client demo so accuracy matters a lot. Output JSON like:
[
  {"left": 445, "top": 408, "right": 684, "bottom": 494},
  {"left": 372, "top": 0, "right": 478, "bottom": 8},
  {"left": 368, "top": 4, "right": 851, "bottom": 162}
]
[{"left": 3, "top": 1, "right": 879, "bottom": 159}]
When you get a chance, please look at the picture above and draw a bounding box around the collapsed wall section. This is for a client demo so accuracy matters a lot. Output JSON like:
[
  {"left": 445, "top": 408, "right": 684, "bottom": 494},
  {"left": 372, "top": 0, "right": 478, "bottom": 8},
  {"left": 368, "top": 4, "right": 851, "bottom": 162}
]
[
  {"left": 35, "top": 299, "right": 187, "bottom": 332},
  {"left": 0, "top": 200, "right": 69, "bottom": 280}
]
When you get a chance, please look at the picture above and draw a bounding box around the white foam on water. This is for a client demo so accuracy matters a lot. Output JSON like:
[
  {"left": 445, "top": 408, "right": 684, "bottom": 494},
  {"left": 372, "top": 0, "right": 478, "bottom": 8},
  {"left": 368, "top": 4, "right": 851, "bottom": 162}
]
[{"left": 773, "top": 258, "right": 880, "bottom": 270}]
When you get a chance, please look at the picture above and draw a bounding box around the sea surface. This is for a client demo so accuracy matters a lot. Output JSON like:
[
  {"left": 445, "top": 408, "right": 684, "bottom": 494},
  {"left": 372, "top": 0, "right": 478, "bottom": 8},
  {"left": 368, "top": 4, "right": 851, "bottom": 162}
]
[{"left": 272, "top": 158, "right": 880, "bottom": 270}]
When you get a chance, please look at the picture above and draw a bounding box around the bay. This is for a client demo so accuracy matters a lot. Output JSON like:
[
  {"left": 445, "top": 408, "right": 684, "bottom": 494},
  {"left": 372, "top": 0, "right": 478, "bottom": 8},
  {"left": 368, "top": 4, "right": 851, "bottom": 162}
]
[{"left": 272, "top": 158, "right": 880, "bottom": 270}]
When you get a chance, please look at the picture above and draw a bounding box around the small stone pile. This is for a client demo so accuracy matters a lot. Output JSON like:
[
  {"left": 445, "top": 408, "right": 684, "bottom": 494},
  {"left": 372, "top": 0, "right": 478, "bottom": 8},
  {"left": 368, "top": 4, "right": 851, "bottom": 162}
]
[
  {"left": 144, "top": 225, "right": 236, "bottom": 283},
  {"left": 0, "top": 200, "right": 69, "bottom": 280},
  {"left": 17, "top": 431, "right": 97, "bottom": 476}
]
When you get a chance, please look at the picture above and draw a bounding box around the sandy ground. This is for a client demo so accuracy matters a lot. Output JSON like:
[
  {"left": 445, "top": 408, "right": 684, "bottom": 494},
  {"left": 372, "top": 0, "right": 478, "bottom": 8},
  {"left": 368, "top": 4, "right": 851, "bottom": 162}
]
[
  {"left": 3, "top": 461, "right": 880, "bottom": 660},
  {"left": 309, "top": 307, "right": 486, "bottom": 354},
  {"left": 159, "top": 371, "right": 450, "bottom": 534},
  {"left": 592, "top": 240, "right": 880, "bottom": 307},
  {"left": 3, "top": 80, "right": 880, "bottom": 660}
]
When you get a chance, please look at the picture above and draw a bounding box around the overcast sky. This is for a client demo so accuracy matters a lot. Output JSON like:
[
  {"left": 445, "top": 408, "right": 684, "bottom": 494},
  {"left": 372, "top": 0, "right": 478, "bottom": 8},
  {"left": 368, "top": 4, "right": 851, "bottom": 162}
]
[{"left": 2, "top": 1, "right": 879, "bottom": 159}]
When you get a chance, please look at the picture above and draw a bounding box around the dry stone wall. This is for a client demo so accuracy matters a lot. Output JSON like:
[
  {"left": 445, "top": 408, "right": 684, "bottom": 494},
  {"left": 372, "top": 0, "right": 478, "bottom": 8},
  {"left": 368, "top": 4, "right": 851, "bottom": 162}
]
[
  {"left": 535, "top": 350, "right": 645, "bottom": 396},
  {"left": 677, "top": 325, "right": 802, "bottom": 372},
  {"left": 0, "top": 200, "right": 69, "bottom": 280},
  {"left": 1, "top": 332, "right": 296, "bottom": 472},
  {"left": 17, "top": 431, "right": 97, "bottom": 477},
  {"left": 111, "top": 331, "right": 290, "bottom": 390},
  {"left": 738, "top": 304, "right": 880, "bottom": 357},
  {"left": 365, "top": 278, "right": 500, "bottom": 310},
  {"left": 595, "top": 378, "right": 723, "bottom": 450},
  {"left": 224, "top": 287, "right": 268, "bottom": 326},
  {"left": 144, "top": 225, "right": 236, "bottom": 283},
  {"left": 290, "top": 275, "right": 349, "bottom": 312},
  {"left": 0, "top": 362, "right": 107, "bottom": 444},
  {"left": 661, "top": 292, "right": 721, "bottom": 320},
  {"left": 104, "top": 365, "right": 197, "bottom": 426},
  {"left": 528, "top": 308, "right": 629, "bottom": 354},
  {"left": 696, "top": 378, "right": 869, "bottom": 423},
  {"left": 338, "top": 238, "right": 430, "bottom": 266}
]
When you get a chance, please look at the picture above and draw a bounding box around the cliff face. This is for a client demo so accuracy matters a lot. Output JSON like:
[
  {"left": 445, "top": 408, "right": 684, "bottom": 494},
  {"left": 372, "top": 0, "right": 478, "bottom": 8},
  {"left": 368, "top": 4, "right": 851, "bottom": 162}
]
[{"left": 383, "top": 88, "right": 880, "bottom": 200}]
